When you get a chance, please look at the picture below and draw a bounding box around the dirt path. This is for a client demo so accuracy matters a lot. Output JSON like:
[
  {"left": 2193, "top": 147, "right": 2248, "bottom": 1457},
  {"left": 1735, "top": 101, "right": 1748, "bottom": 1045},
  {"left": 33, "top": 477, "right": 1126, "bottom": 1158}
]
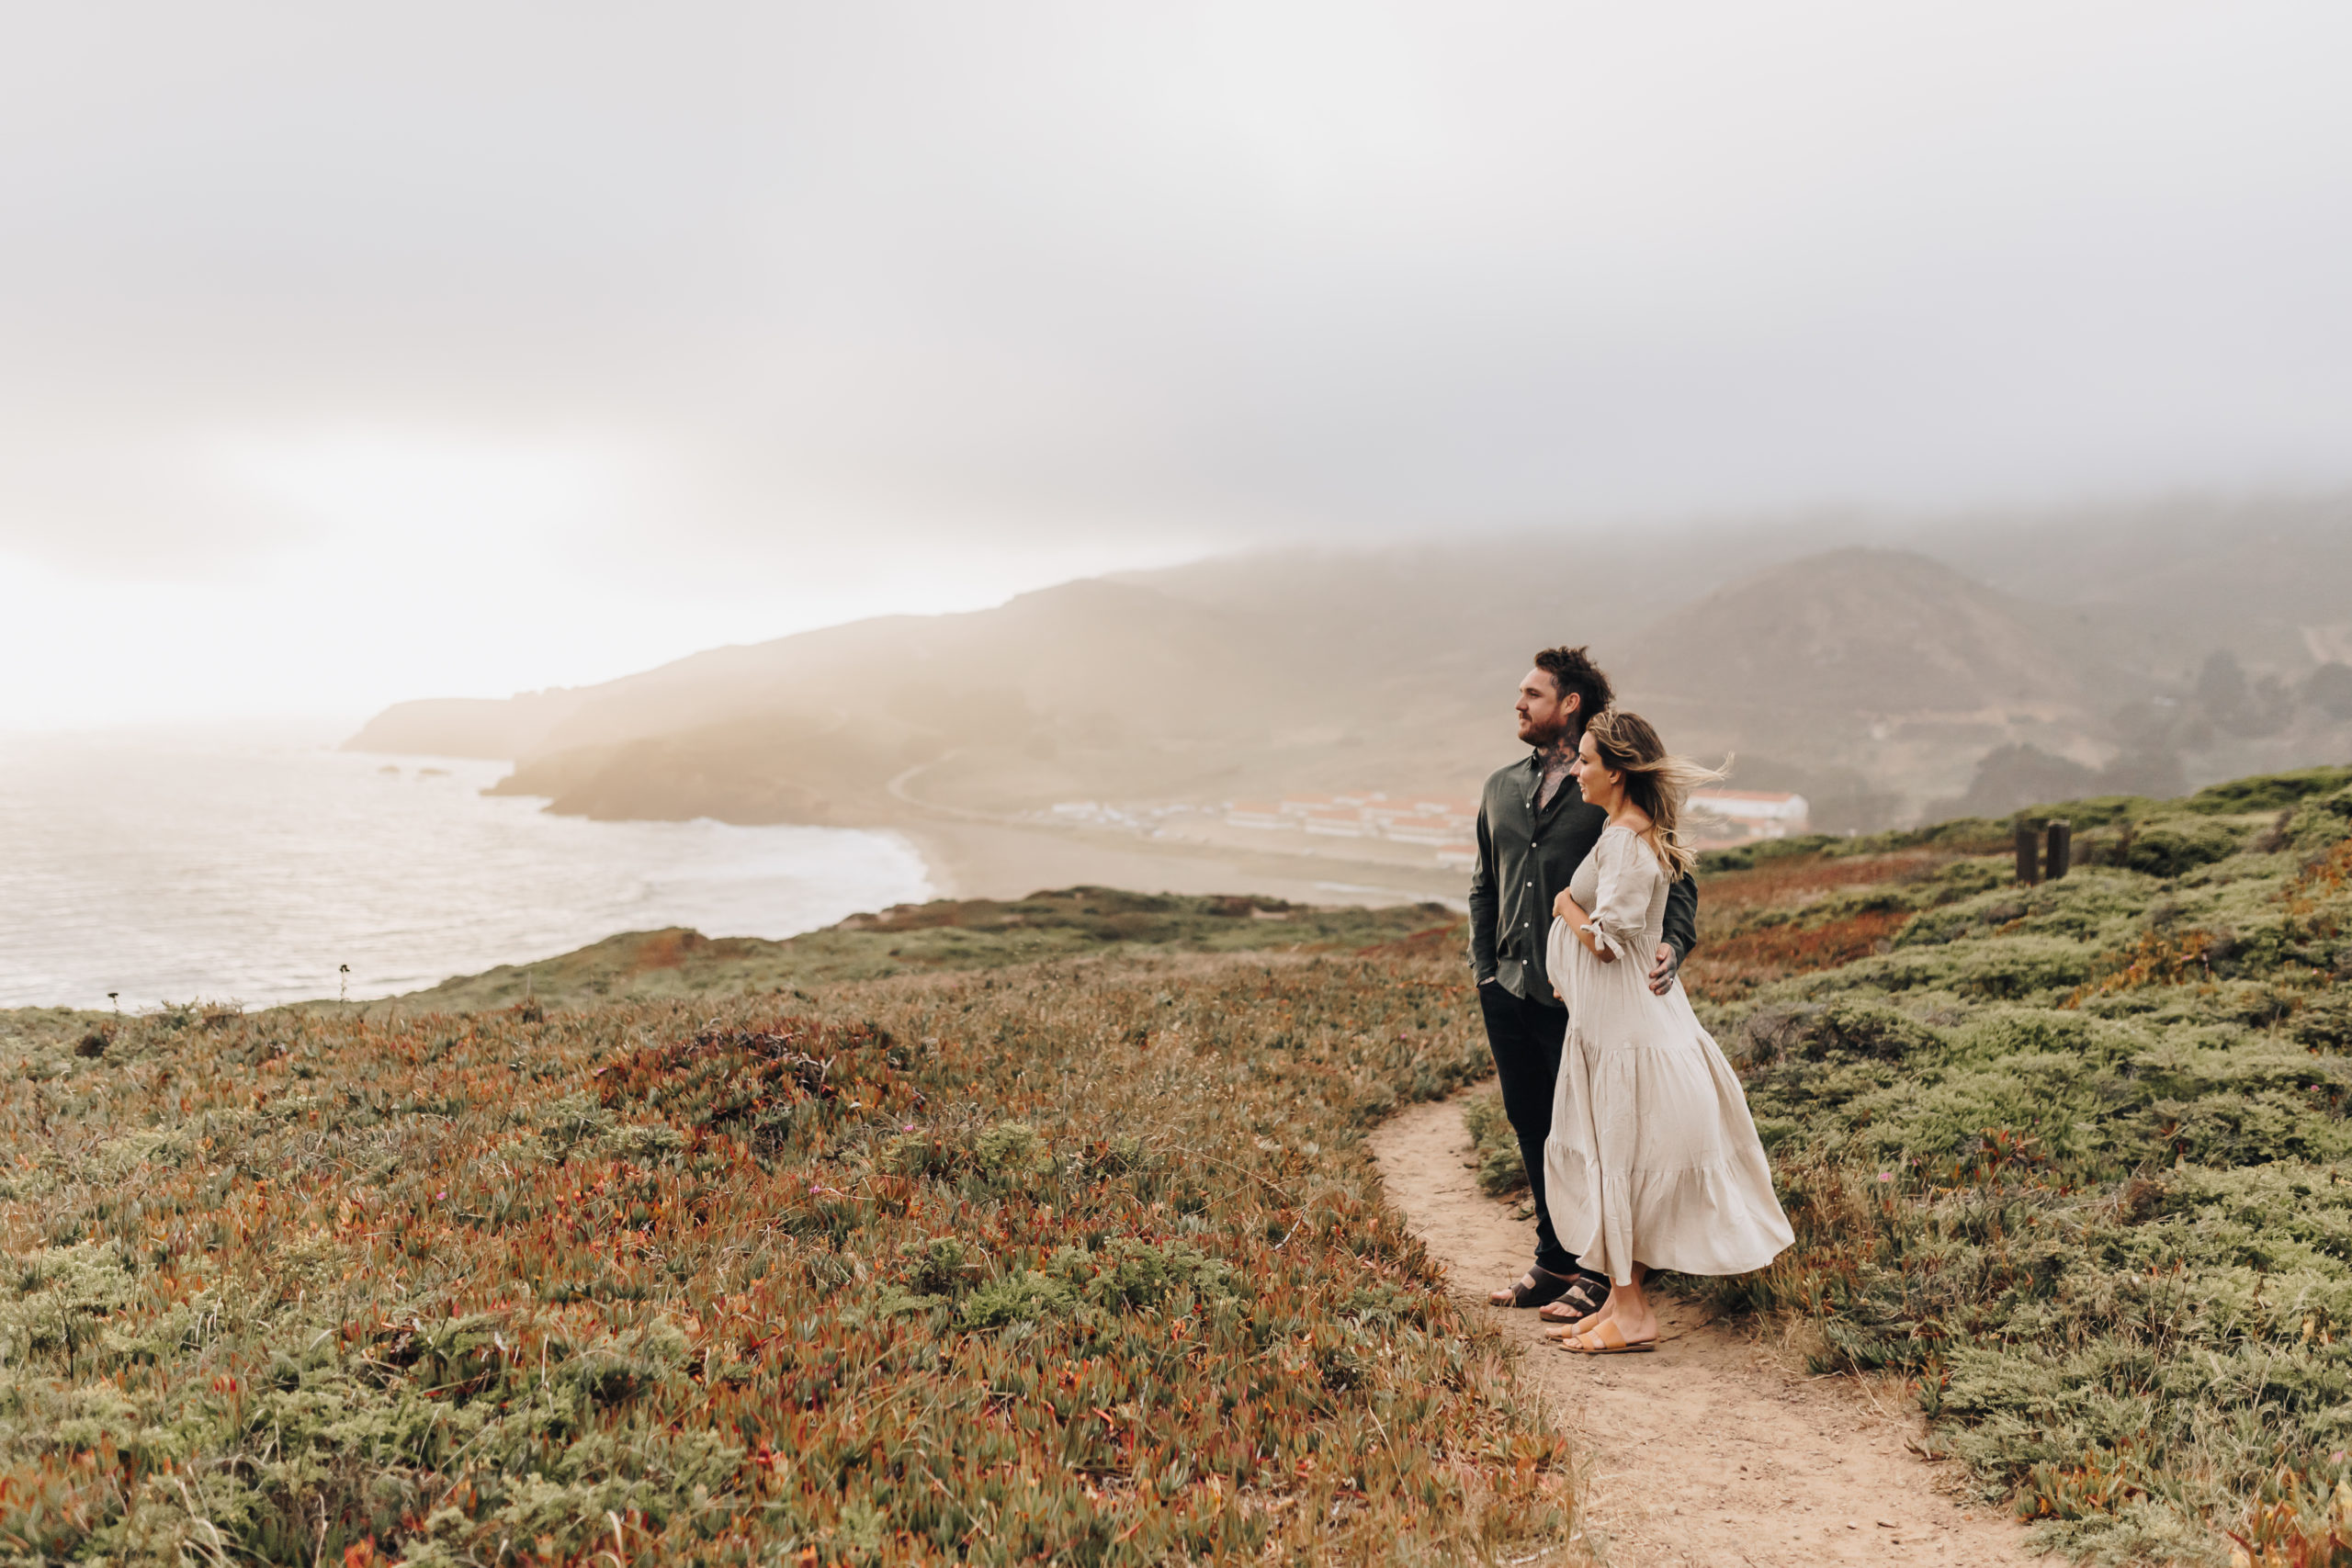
[{"left": 1373, "top": 1096, "right": 2045, "bottom": 1567}]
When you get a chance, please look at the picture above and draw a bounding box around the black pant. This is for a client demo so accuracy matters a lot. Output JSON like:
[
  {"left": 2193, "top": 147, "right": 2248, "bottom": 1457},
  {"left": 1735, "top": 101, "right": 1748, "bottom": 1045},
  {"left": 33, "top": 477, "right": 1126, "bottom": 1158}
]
[{"left": 1477, "top": 981, "right": 1580, "bottom": 1278}]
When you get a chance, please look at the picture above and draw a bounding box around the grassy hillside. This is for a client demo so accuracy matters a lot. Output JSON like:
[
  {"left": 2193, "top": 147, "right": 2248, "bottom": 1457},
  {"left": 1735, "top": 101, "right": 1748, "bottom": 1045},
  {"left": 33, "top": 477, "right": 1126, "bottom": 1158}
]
[
  {"left": 1477, "top": 762, "right": 2352, "bottom": 1563},
  {"left": 387, "top": 888, "right": 1459, "bottom": 1013},
  {"left": 0, "top": 935, "right": 1565, "bottom": 1562}
]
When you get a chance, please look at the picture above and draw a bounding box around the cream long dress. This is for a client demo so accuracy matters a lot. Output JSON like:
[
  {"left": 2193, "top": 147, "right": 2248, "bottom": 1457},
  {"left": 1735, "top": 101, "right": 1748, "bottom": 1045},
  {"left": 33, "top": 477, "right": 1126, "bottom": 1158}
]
[{"left": 1542, "top": 823, "right": 1793, "bottom": 1285}]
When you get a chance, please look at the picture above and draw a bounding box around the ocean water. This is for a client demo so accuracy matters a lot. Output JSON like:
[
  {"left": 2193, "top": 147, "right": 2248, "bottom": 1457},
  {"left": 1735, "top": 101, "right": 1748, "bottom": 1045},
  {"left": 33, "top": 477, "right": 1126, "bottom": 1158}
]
[{"left": 0, "top": 726, "right": 933, "bottom": 1010}]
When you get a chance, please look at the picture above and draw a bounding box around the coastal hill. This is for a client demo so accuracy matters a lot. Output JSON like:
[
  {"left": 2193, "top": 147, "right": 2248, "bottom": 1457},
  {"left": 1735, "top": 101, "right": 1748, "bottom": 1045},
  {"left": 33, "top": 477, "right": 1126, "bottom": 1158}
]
[
  {"left": 1620, "top": 547, "right": 2164, "bottom": 824},
  {"left": 346, "top": 499, "right": 2352, "bottom": 891},
  {"left": 1630, "top": 547, "right": 2127, "bottom": 724},
  {"left": 6, "top": 761, "right": 2346, "bottom": 1559}
]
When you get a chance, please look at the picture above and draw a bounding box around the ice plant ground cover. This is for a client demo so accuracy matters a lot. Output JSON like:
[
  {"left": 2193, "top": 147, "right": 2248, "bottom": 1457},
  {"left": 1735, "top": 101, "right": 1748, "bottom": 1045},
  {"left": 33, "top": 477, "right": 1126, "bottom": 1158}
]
[
  {"left": 0, "top": 927, "right": 1570, "bottom": 1564},
  {"left": 1475, "top": 764, "right": 2352, "bottom": 1564}
]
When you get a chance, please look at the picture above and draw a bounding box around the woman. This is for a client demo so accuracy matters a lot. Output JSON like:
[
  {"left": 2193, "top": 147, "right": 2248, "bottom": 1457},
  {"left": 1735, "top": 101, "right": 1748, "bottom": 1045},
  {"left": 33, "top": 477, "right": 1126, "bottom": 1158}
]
[{"left": 1536, "top": 709, "right": 1792, "bottom": 1354}]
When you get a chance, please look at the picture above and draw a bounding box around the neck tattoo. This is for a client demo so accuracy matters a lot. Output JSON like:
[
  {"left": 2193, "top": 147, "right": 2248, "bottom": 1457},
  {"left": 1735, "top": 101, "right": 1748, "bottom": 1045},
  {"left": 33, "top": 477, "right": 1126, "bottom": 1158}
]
[{"left": 1536, "top": 735, "right": 1576, "bottom": 807}]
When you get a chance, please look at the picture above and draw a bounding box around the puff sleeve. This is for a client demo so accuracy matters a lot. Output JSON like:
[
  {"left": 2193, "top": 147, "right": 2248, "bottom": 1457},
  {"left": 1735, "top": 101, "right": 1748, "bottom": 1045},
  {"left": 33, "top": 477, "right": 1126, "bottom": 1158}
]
[{"left": 1586, "top": 829, "right": 1661, "bottom": 960}]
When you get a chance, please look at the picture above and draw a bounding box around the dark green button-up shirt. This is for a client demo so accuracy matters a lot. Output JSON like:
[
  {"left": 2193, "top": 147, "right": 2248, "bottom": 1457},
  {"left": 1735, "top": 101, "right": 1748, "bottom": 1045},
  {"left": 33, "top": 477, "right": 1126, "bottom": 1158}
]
[{"left": 1467, "top": 750, "right": 1700, "bottom": 1007}]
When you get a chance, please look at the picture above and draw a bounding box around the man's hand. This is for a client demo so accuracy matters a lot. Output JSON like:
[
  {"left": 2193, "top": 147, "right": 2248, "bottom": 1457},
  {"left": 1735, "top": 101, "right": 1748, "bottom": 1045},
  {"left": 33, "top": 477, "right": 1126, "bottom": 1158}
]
[{"left": 1647, "top": 942, "right": 1682, "bottom": 996}]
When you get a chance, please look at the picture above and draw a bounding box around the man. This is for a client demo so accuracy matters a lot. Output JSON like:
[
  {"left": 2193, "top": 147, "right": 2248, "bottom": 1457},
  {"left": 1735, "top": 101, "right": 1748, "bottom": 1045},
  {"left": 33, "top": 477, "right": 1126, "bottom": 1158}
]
[{"left": 1468, "top": 646, "right": 1698, "bottom": 1312}]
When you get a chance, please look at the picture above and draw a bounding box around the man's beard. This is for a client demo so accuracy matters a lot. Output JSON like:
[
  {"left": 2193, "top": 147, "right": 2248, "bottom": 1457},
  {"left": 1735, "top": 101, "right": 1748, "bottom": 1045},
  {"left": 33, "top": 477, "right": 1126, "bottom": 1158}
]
[{"left": 1525, "top": 717, "right": 1577, "bottom": 754}]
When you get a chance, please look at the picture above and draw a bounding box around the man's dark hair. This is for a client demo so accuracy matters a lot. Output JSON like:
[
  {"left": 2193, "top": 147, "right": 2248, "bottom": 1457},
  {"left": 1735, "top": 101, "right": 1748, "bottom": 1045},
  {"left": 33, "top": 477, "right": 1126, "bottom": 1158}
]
[{"left": 1532, "top": 646, "right": 1613, "bottom": 732}]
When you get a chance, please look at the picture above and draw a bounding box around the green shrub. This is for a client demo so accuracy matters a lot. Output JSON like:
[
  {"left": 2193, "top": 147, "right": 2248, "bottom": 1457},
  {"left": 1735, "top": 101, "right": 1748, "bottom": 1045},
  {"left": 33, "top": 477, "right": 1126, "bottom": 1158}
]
[
  {"left": 2286, "top": 785, "right": 2352, "bottom": 852},
  {"left": 1894, "top": 871, "right": 2154, "bottom": 949},
  {"left": 976, "top": 1119, "right": 1049, "bottom": 1177},
  {"left": 1463, "top": 1089, "right": 1527, "bottom": 1196},
  {"left": 2183, "top": 765, "right": 2352, "bottom": 816},
  {"left": 1071, "top": 1237, "right": 1243, "bottom": 1312},
  {"left": 897, "top": 1235, "right": 982, "bottom": 1296},
  {"left": 2122, "top": 817, "right": 2245, "bottom": 877},
  {"left": 1800, "top": 934, "right": 2098, "bottom": 1001},
  {"left": 2295, "top": 994, "right": 2352, "bottom": 1054},
  {"left": 1736, "top": 999, "right": 1943, "bottom": 1067},
  {"left": 959, "top": 1268, "right": 1079, "bottom": 1329},
  {"left": 2016, "top": 793, "right": 2161, "bottom": 830},
  {"left": 0, "top": 1242, "right": 136, "bottom": 1365},
  {"left": 956, "top": 1239, "right": 1244, "bottom": 1332}
]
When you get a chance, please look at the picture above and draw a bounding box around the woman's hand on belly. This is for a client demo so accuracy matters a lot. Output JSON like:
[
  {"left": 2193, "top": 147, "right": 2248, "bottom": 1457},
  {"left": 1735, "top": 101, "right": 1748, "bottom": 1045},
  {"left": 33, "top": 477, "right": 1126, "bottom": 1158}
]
[{"left": 1552, "top": 894, "right": 1614, "bottom": 963}]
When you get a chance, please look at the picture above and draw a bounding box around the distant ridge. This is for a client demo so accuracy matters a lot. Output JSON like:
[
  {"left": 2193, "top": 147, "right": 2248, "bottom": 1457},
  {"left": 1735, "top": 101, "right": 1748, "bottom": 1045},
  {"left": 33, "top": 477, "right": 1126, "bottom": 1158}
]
[
  {"left": 1629, "top": 547, "right": 2128, "bottom": 722},
  {"left": 346, "top": 498, "right": 2352, "bottom": 832}
]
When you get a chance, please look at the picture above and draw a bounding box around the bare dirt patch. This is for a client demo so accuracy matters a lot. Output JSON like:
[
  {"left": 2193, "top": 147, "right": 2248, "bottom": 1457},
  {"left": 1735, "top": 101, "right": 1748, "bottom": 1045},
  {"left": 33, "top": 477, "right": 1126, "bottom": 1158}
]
[{"left": 1373, "top": 1095, "right": 2047, "bottom": 1567}]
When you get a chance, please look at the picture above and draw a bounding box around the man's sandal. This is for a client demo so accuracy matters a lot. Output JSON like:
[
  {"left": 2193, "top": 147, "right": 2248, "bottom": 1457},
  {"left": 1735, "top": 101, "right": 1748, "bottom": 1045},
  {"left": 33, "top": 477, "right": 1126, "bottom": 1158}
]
[
  {"left": 1535, "top": 1278, "right": 1610, "bottom": 1325},
  {"left": 1558, "top": 1320, "right": 1657, "bottom": 1355},
  {"left": 1487, "top": 1268, "right": 1577, "bottom": 1309}
]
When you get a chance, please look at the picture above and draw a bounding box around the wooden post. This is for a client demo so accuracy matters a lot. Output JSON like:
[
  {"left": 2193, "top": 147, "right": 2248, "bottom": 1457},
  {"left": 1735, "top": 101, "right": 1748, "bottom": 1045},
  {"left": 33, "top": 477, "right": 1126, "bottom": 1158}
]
[
  {"left": 2015, "top": 820, "right": 2041, "bottom": 886},
  {"left": 2045, "top": 819, "right": 2072, "bottom": 881}
]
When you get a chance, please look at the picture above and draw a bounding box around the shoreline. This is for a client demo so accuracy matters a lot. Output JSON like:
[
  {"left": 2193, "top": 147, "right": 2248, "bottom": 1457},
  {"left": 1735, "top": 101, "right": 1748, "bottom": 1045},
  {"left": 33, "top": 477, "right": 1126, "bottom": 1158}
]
[{"left": 889, "top": 817, "right": 1469, "bottom": 912}]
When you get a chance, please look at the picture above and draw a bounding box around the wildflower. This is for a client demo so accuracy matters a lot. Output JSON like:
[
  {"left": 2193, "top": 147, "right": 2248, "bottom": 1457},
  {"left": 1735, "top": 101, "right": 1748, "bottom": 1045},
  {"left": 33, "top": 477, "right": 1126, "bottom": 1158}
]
[{"left": 1877, "top": 1172, "right": 1894, "bottom": 1182}]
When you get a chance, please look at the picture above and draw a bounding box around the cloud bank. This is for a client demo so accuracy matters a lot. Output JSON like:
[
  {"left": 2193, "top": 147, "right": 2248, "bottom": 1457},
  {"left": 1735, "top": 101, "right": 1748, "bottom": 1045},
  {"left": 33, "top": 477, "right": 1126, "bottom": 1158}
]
[{"left": 3, "top": 2, "right": 2347, "bottom": 724}]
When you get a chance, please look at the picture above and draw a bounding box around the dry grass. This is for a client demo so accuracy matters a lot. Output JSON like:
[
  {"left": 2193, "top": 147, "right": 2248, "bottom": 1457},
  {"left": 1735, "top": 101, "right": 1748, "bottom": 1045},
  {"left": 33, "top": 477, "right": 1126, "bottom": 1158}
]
[
  {"left": 1698, "top": 851, "right": 1958, "bottom": 919},
  {"left": 1680, "top": 908, "right": 1917, "bottom": 1003}
]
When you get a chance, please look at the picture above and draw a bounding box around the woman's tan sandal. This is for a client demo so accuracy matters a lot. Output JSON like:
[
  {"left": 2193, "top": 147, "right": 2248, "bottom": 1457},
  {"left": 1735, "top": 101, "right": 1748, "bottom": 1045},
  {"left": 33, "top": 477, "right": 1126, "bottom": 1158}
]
[
  {"left": 1559, "top": 1320, "right": 1657, "bottom": 1355},
  {"left": 1488, "top": 1267, "right": 1576, "bottom": 1309}
]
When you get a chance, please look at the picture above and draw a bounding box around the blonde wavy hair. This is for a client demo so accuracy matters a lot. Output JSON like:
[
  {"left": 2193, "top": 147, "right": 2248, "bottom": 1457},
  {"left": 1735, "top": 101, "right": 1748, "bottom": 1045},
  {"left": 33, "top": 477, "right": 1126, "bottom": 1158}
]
[{"left": 1582, "top": 708, "right": 1727, "bottom": 880}]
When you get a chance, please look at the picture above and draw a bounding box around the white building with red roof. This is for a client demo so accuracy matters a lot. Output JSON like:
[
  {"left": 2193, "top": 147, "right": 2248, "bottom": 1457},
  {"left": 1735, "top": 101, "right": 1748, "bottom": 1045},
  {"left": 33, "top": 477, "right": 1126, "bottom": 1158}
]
[{"left": 1688, "top": 789, "right": 1811, "bottom": 840}]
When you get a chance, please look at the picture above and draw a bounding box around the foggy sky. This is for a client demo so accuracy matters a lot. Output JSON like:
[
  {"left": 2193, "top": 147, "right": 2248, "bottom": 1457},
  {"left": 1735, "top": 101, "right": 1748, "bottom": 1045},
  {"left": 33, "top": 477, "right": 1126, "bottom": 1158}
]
[{"left": 4, "top": 3, "right": 2349, "bottom": 728}]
